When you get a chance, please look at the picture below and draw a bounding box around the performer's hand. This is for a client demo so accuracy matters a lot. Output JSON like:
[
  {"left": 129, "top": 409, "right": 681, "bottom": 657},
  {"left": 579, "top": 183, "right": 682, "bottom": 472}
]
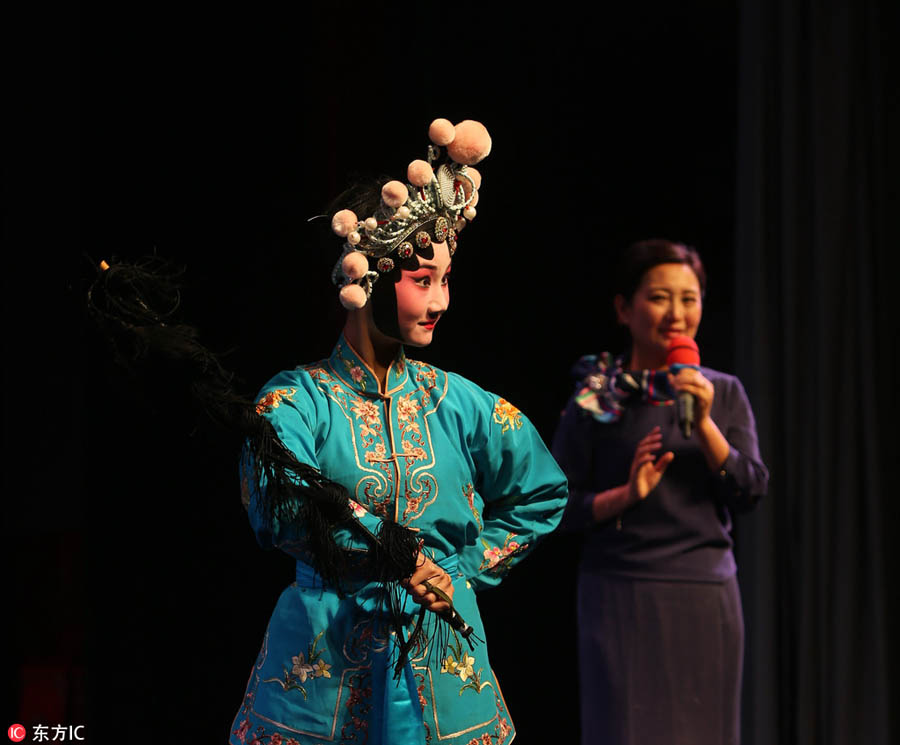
[
  {"left": 669, "top": 367, "right": 715, "bottom": 423},
  {"left": 401, "top": 552, "right": 455, "bottom": 614},
  {"left": 628, "top": 426, "right": 674, "bottom": 502}
]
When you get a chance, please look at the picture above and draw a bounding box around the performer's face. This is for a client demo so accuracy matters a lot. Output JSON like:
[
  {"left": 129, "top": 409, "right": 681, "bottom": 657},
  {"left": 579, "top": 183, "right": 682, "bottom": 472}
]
[
  {"left": 394, "top": 241, "right": 451, "bottom": 347},
  {"left": 615, "top": 262, "right": 703, "bottom": 366}
]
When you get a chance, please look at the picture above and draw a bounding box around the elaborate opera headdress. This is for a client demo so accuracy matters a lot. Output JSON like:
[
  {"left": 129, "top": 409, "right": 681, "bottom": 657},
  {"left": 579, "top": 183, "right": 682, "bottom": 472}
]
[{"left": 330, "top": 118, "right": 492, "bottom": 309}]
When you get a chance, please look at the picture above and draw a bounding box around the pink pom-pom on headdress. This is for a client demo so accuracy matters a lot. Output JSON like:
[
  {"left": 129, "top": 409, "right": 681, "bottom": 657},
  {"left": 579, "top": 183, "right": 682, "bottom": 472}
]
[
  {"left": 447, "top": 120, "right": 492, "bottom": 165},
  {"left": 381, "top": 180, "right": 409, "bottom": 208},
  {"left": 332, "top": 209, "right": 358, "bottom": 237},
  {"left": 407, "top": 159, "right": 434, "bottom": 187},
  {"left": 341, "top": 251, "right": 368, "bottom": 280},
  {"left": 339, "top": 283, "right": 368, "bottom": 310},
  {"left": 466, "top": 167, "right": 482, "bottom": 190},
  {"left": 428, "top": 118, "right": 456, "bottom": 146}
]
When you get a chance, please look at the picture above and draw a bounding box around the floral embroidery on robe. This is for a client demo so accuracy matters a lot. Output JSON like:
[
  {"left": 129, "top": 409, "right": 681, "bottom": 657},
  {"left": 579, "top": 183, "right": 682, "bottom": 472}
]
[
  {"left": 255, "top": 387, "right": 297, "bottom": 415},
  {"left": 261, "top": 630, "right": 331, "bottom": 700},
  {"left": 492, "top": 398, "right": 523, "bottom": 433},
  {"left": 479, "top": 533, "right": 529, "bottom": 575},
  {"left": 230, "top": 335, "right": 567, "bottom": 745}
]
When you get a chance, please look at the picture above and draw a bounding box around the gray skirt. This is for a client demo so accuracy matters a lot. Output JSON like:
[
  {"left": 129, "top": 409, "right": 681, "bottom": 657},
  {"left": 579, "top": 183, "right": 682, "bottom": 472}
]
[{"left": 577, "top": 572, "right": 744, "bottom": 745}]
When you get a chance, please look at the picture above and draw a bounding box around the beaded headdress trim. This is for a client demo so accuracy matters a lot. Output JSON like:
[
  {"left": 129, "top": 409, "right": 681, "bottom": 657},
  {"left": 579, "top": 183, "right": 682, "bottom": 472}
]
[{"left": 329, "top": 118, "right": 491, "bottom": 309}]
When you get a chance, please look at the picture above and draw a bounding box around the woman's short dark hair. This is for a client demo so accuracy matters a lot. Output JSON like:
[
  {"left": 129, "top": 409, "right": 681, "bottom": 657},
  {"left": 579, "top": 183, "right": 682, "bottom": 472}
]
[{"left": 614, "top": 239, "right": 707, "bottom": 301}]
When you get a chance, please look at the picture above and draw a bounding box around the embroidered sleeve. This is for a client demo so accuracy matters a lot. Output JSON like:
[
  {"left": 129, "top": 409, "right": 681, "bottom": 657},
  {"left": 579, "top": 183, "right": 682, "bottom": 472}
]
[
  {"left": 453, "top": 378, "right": 568, "bottom": 590},
  {"left": 241, "top": 373, "right": 323, "bottom": 553},
  {"left": 242, "top": 370, "right": 384, "bottom": 555}
]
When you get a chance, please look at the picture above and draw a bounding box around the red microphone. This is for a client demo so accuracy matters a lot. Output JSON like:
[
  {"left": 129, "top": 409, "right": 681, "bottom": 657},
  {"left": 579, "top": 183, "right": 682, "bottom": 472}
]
[{"left": 666, "top": 336, "right": 700, "bottom": 438}]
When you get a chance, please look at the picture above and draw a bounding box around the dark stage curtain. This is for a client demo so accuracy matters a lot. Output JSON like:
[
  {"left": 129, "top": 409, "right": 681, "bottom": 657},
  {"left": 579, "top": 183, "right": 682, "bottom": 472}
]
[{"left": 733, "top": 1, "right": 898, "bottom": 744}]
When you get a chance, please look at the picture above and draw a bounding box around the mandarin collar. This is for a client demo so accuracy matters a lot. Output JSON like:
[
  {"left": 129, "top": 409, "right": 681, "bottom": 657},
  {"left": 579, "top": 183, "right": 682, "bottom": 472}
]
[{"left": 329, "top": 334, "right": 408, "bottom": 396}]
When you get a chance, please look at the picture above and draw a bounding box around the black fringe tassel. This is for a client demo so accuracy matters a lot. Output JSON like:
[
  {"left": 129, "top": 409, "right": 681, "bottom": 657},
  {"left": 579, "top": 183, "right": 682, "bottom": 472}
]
[
  {"left": 87, "top": 258, "right": 408, "bottom": 585},
  {"left": 86, "top": 255, "right": 461, "bottom": 671}
]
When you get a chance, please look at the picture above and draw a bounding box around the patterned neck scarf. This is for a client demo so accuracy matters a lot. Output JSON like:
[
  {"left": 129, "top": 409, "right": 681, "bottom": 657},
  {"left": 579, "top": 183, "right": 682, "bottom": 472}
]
[{"left": 572, "top": 352, "right": 675, "bottom": 423}]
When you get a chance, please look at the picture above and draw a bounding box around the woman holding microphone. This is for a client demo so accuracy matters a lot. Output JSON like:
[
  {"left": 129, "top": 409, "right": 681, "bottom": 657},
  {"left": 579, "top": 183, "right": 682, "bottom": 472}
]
[{"left": 552, "top": 239, "right": 768, "bottom": 745}]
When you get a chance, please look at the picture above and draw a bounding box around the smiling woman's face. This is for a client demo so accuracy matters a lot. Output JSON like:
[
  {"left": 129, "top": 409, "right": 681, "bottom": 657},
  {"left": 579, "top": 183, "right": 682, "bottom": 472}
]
[
  {"left": 393, "top": 241, "right": 451, "bottom": 347},
  {"left": 615, "top": 262, "right": 703, "bottom": 368}
]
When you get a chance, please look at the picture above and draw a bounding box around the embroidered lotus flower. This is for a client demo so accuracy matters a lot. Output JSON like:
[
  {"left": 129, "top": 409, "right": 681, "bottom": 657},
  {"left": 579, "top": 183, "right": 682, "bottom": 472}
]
[
  {"left": 479, "top": 534, "right": 528, "bottom": 573},
  {"left": 482, "top": 546, "right": 504, "bottom": 569},
  {"left": 264, "top": 630, "right": 329, "bottom": 699},
  {"left": 396, "top": 394, "right": 420, "bottom": 422},
  {"left": 351, "top": 398, "right": 382, "bottom": 438},
  {"left": 339, "top": 351, "right": 369, "bottom": 390},
  {"left": 350, "top": 399, "right": 380, "bottom": 423},
  {"left": 442, "top": 634, "right": 492, "bottom": 695},
  {"left": 497, "top": 717, "right": 512, "bottom": 742},
  {"left": 291, "top": 653, "right": 314, "bottom": 683},
  {"left": 458, "top": 654, "right": 476, "bottom": 682},
  {"left": 269, "top": 735, "right": 283, "bottom": 745}
]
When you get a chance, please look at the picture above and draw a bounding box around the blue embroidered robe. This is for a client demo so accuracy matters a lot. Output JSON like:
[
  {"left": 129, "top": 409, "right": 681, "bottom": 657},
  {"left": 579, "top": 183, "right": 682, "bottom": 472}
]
[{"left": 230, "top": 336, "right": 567, "bottom": 745}]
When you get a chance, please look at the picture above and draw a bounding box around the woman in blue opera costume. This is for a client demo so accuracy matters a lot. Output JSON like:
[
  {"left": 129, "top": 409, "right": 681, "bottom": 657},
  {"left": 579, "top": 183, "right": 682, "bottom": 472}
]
[
  {"left": 552, "top": 240, "right": 768, "bottom": 745},
  {"left": 229, "top": 120, "right": 567, "bottom": 745}
]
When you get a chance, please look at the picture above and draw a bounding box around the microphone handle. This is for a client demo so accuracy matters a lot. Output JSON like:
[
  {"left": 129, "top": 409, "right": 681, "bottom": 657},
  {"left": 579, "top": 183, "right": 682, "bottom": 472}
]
[
  {"left": 677, "top": 391, "right": 695, "bottom": 439},
  {"left": 669, "top": 363, "right": 699, "bottom": 439}
]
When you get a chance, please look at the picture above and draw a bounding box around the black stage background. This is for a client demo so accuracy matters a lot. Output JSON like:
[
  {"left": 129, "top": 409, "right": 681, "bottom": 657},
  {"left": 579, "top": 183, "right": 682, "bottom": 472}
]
[{"left": 4, "top": 2, "right": 897, "bottom": 744}]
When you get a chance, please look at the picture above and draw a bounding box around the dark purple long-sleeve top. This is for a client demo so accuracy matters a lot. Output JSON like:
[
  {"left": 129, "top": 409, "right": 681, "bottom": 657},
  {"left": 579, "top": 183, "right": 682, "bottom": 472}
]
[{"left": 552, "top": 363, "right": 768, "bottom": 582}]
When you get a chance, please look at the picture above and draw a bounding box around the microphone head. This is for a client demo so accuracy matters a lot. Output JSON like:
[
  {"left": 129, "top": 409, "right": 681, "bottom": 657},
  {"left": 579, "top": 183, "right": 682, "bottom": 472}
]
[{"left": 666, "top": 335, "right": 700, "bottom": 366}]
